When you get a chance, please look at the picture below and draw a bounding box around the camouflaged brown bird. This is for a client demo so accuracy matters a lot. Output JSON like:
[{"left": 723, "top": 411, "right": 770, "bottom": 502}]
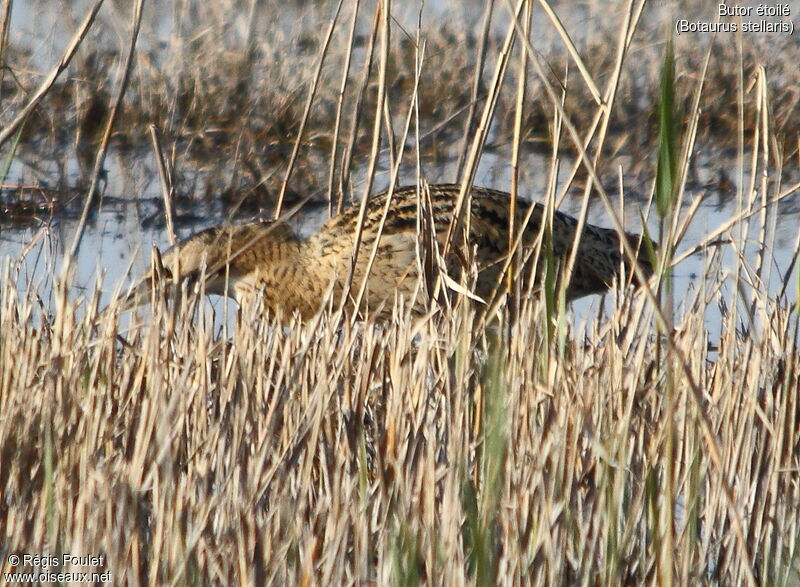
[{"left": 121, "top": 184, "right": 654, "bottom": 317}]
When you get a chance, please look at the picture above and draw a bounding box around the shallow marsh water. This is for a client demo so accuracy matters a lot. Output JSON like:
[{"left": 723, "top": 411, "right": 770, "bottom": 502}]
[
  {"left": 2, "top": 0, "right": 799, "bottom": 341},
  {"left": 3, "top": 145, "right": 798, "bottom": 345}
]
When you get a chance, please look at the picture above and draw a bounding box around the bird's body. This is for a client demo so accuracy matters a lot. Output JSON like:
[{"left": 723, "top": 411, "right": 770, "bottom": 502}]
[{"left": 123, "top": 184, "right": 653, "bottom": 317}]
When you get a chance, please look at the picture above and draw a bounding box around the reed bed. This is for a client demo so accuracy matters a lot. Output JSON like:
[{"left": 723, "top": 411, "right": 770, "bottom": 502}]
[
  {"left": 2, "top": 0, "right": 800, "bottom": 584},
  {"left": 1, "top": 252, "right": 799, "bottom": 584}
]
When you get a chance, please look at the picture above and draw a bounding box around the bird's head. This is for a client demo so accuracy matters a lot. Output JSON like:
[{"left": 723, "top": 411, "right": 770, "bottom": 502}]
[{"left": 118, "top": 223, "right": 276, "bottom": 312}]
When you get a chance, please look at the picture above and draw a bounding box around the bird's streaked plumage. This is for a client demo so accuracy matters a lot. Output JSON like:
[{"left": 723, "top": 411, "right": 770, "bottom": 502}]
[{"left": 122, "top": 184, "right": 654, "bottom": 317}]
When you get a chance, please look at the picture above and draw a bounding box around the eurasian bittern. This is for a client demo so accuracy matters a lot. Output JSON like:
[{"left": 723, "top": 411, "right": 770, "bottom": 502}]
[{"left": 121, "top": 184, "right": 654, "bottom": 318}]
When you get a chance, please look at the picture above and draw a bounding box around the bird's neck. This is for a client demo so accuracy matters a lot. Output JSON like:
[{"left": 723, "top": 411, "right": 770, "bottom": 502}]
[{"left": 232, "top": 237, "right": 331, "bottom": 318}]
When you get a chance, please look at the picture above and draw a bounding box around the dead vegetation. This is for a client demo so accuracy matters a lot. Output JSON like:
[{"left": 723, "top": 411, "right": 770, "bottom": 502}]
[
  {"left": 1, "top": 0, "right": 800, "bottom": 584},
  {"left": 1, "top": 254, "right": 799, "bottom": 584}
]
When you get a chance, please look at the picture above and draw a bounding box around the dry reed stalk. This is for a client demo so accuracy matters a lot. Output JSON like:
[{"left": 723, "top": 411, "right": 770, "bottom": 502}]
[
  {"left": 326, "top": 0, "right": 361, "bottom": 216},
  {"left": 507, "top": 0, "right": 531, "bottom": 308},
  {"left": 1, "top": 260, "right": 799, "bottom": 583},
  {"left": 502, "top": 0, "right": 652, "bottom": 300},
  {"left": 150, "top": 124, "right": 177, "bottom": 247},
  {"left": 443, "top": 0, "right": 524, "bottom": 261},
  {"left": 455, "top": 0, "right": 495, "bottom": 178},
  {"left": 275, "top": 0, "right": 345, "bottom": 217},
  {"left": 0, "top": 0, "right": 105, "bottom": 148},
  {"left": 338, "top": 0, "right": 391, "bottom": 320},
  {"left": 338, "top": 2, "right": 380, "bottom": 200},
  {"left": 349, "top": 26, "right": 425, "bottom": 323},
  {"left": 0, "top": 0, "right": 12, "bottom": 100},
  {"left": 2, "top": 1, "right": 800, "bottom": 584},
  {"left": 64, "top": 0, "right": 145, "bottom": 263},
  {"left": 501, "top": 17, "right": 755, "bottom": 570}
]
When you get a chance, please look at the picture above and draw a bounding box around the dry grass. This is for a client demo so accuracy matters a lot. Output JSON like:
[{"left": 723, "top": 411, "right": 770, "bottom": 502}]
[
  {"left": 1, "top": 251, "right": 799, "bottom": 584},
  {"left": 2, "top": 0, "right": 800, "bottom": 584}
]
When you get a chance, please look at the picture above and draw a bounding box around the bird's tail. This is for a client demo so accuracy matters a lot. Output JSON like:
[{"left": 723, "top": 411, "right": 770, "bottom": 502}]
[
  {"left": 565, "top": 227, "right": 657, "bottom": 301},
  {"left": 624, "top": 231, "right": 657, "bottom": 288}
]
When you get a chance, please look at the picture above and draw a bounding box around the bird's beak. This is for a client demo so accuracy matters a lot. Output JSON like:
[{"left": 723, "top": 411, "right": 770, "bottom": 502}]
[
  {"left": 111, "top": 246, "right": 176, "bottom": 314},
  {"left": 117, "top": 276, "right": 157, "bottom": 312}
]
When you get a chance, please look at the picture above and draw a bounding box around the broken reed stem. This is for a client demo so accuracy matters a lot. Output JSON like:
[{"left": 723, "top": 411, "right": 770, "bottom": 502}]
[{"left": 150, "top": 124, "right": 177, "bottom": 247}]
